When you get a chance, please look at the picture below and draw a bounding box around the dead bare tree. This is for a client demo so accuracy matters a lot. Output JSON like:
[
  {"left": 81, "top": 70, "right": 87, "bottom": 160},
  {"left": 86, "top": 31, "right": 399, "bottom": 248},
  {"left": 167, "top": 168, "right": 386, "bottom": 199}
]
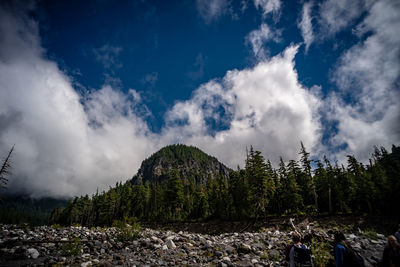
[{"left": 0, "top": 145, "right": 14, "bottom": 191}]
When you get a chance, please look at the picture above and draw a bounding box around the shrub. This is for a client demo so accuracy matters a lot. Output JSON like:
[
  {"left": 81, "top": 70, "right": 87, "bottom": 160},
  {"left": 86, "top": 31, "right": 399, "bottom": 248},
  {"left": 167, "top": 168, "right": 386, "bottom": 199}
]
[
  {"left": 312, "top": 237, "right": 333, "bottom": 267},
  {"left": 51, "top": 224, "right": 61, "bottom": 229},
  {"left": 362, "top": 229, "right": 378, "bottom": 240},
  {"left": 61, "top": 237, "right": 82, "bottom": 256},
  {"left": 113, "top": 217, "right": 142, "bottom": 242}
]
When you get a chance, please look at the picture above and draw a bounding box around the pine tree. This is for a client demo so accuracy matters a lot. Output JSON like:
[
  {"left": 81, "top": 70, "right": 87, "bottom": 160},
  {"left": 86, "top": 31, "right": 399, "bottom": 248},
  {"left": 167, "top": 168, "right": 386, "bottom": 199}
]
[
  {"left": 245, "top": 147, "right": 270, "bottom": 218},
  {"left": 299, "top": 142, "right": 318, "bottom": 211},
  {"left": 165, "top": 170, "right": 184, "bottom": 220},
  {"left": 229, "top": 169, "right": 249, "bottom": 219},
  {"left": 280, "top": 159, "right": 303, "bottom": 214}
]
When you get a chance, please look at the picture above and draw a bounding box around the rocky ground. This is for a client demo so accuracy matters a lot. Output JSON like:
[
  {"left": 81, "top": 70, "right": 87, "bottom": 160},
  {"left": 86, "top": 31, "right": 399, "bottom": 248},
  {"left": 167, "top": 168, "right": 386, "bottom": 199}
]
[{"left": 0, "top": 221, "right": 388, "bottom": 267}]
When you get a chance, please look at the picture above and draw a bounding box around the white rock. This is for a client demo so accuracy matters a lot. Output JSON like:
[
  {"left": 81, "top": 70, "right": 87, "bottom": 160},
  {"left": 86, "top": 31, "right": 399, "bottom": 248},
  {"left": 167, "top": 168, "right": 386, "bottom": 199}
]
[
  {"left": 223, "top": 256, "right": 231, "bottom": 262},
  {"left": 81, "top": 261, "right": 92, "bottom": 267},
  {"left": 205, "top": 240, "right": 213, "bottom": 247},
  {"left": 348, "top": 234, "right": 356, "bottom": 239},
  {"left": 165, "top": 235, "right": 175, "bottom": 241},
  {"left": 166, "top": 239, "right": 176, "bottom": 249},
  {"left": 162, "top": 244, "right": 168, "bottom": 250},
  {"left": 251, "top": 259, "right": 258, "bottom": 264},
  {"left": 27, "top": 248, "right": 39, "bottom": 259}
]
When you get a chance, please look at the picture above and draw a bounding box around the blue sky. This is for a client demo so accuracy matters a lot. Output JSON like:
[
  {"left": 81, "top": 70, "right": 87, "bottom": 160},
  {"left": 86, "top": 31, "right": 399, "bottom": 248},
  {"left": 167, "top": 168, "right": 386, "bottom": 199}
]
[{"left": 0, "top": 0, "right": 399, "bottom": 198}]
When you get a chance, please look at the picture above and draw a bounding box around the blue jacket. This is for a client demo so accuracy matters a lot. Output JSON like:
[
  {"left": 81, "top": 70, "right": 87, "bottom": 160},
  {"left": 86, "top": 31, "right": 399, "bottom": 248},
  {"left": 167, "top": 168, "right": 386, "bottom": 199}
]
[{"left": 335, "top": 243, "right": 347, "bottom": 267}]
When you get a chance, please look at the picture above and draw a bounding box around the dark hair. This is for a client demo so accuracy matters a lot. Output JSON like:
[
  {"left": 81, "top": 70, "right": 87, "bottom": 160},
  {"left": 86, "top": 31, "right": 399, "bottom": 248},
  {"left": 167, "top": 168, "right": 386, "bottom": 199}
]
[
  {"left": 292, "top": 232, "right": 301, "bottom": 243},
  {"left": 334, "top": 232, "right": 346, "bottom": 242}
]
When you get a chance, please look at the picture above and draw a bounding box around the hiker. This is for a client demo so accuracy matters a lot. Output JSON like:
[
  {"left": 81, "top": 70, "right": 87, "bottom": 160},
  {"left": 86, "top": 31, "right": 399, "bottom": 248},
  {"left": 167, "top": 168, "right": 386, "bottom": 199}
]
[
  {"left": 395, "top": 225, "right": 400, "bottom": 244},
  {"left": 334, "top": 232, "right": 348, "bottom": 267},
  {"left": 289, "top": 232, "right": 313, "bottom": 267},
  {"left": 382, "top": 235, "right": 400, "bottom": 267},
  {"left": 334, "top": 231, "right": 365, "bottom": 267}
]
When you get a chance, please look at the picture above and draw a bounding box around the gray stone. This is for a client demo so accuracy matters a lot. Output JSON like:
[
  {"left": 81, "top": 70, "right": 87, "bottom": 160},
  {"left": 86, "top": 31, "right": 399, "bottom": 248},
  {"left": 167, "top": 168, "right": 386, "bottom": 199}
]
[
  {"left": 224, "top": 245, "right": 236, "bottom": 254},
  {"left": 27, "top": 248, "right": 39, "bottom": 259},
  {"left": 214, "top": 250, "right": 223, "bottom": 257},
  {"left": 237, "top": 244, "right": 252, "bottom": 254}
]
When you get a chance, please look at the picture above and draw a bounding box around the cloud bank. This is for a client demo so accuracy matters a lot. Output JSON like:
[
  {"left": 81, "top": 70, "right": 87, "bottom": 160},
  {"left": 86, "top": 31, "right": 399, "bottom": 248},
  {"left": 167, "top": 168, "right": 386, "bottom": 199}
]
[
  {"left": 326, "top": 0, "right": 400, "bottom": 161},
  {"left": 0, "top": 4, "right": 158, "bottom": 198}
]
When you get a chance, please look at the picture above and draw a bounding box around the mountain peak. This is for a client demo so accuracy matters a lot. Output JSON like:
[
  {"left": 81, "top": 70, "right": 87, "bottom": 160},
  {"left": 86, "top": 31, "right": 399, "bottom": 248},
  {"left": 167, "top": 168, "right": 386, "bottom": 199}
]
[{"left": 132, "top": 144, "right": 231, "bottom": 185}]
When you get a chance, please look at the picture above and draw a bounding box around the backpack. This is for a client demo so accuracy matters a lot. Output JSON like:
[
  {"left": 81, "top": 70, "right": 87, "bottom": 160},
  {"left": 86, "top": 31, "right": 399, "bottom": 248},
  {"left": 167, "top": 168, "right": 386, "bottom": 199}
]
[
  {"left": 343, "top": 245, "right": 365, "bottom": 267},
  {"left": 285, "top": 244, "right": 293, "bottom": 261},
  {"left": 293, "top": 244, "right": 313, "bottom": 267}
]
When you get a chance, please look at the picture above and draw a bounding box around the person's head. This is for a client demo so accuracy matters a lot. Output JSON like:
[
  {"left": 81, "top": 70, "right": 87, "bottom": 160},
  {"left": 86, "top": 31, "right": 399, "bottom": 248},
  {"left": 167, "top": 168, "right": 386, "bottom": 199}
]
[
  {"left": 334, "top": 232, "right": 346, "bottom": 243},
  {"left": 292, "top": 232, "right": 301, "bottom": 244},
  {"left": 388, "top": 235, "right": 399, "bottom": 248}
]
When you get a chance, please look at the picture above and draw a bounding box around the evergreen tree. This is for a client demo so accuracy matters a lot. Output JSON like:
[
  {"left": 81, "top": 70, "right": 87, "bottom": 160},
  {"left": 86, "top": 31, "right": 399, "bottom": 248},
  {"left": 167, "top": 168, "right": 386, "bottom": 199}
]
[
  {"left": 165, "top": 170, "right": 184, "bottom": 220},
  {"left": 280, "top": 159, "right": 303, "bottom": 214},
  {"left": 245, "top": 147, "right": 270, "bottom": 217},
  {"left": 299, "top": 142, "right": 318, "bottom": 211},
  {"left": 229, "top": 169, "right": 249, "bottom": 219}
]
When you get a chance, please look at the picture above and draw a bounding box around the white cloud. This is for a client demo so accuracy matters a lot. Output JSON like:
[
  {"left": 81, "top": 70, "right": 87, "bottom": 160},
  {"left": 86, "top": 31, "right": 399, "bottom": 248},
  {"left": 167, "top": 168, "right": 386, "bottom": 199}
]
[
  {"left": 163, "top": 45, "right": 322, "bottom": 167},
  {"left": 317, "top": 0, "right": 371, "bottom": 38},
  {"left": 298, "top": 1, "right": 314, "bottom": 53},
  {"left": 245, "top": 23, "right": 281, "bottom": 60},
  {"left": 253, "top": 0, "right": 281, "bottom": 19},
  {"left": 328, "top": 0, "right": 400, "bottom": 162},
  {"left": 0, "top": 4, "right": 159, "bottom": 198}
]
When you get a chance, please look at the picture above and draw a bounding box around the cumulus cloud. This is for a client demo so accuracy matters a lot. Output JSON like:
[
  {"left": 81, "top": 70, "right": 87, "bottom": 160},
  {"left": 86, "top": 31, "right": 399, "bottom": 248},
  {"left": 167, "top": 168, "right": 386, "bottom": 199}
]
[
  {"left": 327, "top": 0, "right": 400, "bottom": 162},
  {"left": 298, "top": 1, "right": 314, "bottom": 53},
  {"left": 163, "top": 45, "right": 322, "bottom": 167},
  {"left": 0, "top": 4, "right": 158, "bottom": 198},
  {"left": 245, "top": 23, "right": 281, "bottom": 60}
]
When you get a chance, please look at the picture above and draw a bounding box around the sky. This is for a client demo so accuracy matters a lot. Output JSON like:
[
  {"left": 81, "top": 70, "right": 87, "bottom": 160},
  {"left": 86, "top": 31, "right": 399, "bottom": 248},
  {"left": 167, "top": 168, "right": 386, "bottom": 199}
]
[{"left": 0, "top": 0, "right": 399, "bottom": 199}]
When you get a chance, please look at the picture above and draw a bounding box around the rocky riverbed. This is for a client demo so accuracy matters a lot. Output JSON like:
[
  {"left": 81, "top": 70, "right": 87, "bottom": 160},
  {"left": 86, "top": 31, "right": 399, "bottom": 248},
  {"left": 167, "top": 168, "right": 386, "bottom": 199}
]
[{"left": 0, "top": 222, "right": 388, "bottom": 266}]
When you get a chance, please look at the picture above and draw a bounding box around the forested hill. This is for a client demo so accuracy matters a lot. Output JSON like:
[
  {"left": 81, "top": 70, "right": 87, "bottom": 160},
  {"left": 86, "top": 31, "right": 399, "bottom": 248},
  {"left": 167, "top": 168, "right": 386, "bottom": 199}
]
[
  {"left": 50, "top": 144, "right": 400, "bottom": 226},
  {"left": 132, "top": 144, "right": 231, "bottom": 185}
]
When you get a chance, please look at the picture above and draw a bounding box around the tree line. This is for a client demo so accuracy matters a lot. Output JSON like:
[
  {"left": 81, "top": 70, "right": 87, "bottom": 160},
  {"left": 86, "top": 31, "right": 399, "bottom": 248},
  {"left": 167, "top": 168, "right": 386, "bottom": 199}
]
[{"left": 50, "top": 144, "right": 400, "bottom": 226}]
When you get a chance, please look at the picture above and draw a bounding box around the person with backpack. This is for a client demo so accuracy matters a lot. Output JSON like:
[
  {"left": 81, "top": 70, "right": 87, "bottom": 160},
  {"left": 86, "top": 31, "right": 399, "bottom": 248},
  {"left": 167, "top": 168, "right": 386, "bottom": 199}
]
[
  {"left": 395, "top": 225, "right": 400, "bottom": 244},
  {"left": 381, "top": 235, "right": 400, "bottom": 267},
  {"left": 334, "top": 231, "right": 365, "bottom": 267},
  {"left": 289, "top": 232, "right": 313, "bottom": 267}
]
